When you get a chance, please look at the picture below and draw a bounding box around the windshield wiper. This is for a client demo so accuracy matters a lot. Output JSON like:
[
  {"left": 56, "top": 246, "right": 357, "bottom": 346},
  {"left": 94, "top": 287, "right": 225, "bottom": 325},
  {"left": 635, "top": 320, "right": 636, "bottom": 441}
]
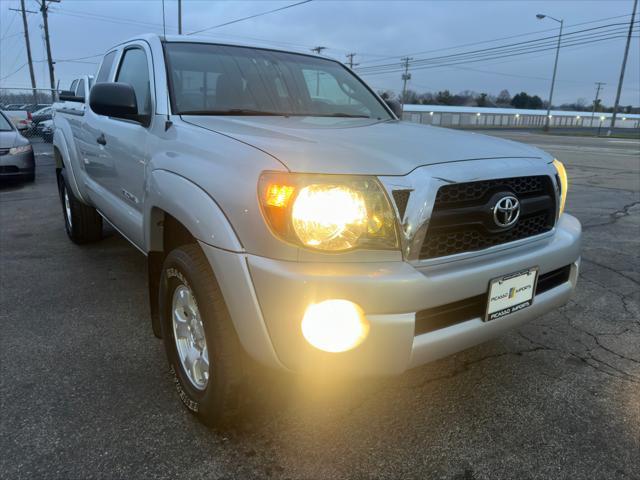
[{"left": 179, "top": 109, "right": 286, "bottom": 116}]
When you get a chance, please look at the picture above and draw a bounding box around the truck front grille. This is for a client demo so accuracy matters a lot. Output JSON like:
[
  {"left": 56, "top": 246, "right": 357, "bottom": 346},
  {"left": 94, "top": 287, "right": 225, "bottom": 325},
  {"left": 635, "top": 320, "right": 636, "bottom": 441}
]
[{"left": 420, "top": 176, "right": 556, "bottom": 260}]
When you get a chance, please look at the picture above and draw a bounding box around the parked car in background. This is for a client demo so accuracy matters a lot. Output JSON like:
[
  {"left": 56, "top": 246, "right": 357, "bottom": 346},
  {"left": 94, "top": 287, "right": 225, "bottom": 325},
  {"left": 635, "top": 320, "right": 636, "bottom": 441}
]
[
  {"left": 31, "top": 106, "right": 54, "bottom": 138},
  {"left": 38, "top": 120, "right": 53, "bottom": 143},
  {"left": 32, "top": 106, "right": 53, "bottom": 125},
  {"left": 39, "top": 119, "right": 53, "bottom": 143},
  {"left": 1, "top": 108, "right": 32, "bottom": 133},
  {"left": 2, "top": 104, "right": 28, "bottom": 111},
  {"left": 22, "top": 103, "right": 51, "bottom": 113},
  {"left": 57, "top": 76, "right": 93, "bottom": 111},
  {"left": 54, "top": 35, "right": 581, "bottom": 427},
  {"left": 0, "top": 110, "right": 35, "bottom": 182}
]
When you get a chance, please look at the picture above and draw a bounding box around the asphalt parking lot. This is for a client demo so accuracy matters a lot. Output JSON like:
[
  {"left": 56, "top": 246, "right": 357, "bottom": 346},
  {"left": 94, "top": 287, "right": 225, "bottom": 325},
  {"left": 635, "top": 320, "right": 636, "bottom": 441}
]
[{"left": 1, "top": 131, "right": 639, "bottom": 479}]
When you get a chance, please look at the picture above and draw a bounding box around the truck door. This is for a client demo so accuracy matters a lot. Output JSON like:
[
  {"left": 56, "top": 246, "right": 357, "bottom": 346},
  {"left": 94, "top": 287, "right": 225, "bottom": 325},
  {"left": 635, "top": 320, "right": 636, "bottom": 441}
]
[{"left": 83, "top": 44, "right": 153, "bottom": 249}]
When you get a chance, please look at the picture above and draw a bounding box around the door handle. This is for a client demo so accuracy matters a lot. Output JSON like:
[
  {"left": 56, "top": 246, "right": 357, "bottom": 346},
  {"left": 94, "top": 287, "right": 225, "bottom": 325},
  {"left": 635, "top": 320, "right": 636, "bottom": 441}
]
[{"left": 96, "top": 133, "right": 106, "bottom": 146}]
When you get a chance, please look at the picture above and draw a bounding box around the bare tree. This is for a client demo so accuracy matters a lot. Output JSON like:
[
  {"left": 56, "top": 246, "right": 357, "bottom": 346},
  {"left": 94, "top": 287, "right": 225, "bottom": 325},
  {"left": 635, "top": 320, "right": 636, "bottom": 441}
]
[{"left": 496, "top": 89, "right": 512, "bottom": 105}]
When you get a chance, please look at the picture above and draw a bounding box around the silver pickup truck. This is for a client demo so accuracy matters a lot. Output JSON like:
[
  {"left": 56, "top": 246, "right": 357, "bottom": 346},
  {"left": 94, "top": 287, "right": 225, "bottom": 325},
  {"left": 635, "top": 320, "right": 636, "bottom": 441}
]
[{"left": 53, "top": 34, "right": 581, "bottom": 427}]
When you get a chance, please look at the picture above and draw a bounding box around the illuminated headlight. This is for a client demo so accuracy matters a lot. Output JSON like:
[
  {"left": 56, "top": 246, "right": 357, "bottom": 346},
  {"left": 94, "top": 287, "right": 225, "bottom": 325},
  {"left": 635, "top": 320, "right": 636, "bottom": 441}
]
[
  {"left": 292, "top": 185, "right": 367, "bottom": 250},
  {"left": 259, "top": 172, "right": 398, "bottom": 251},
  {"left": 302, "top": 299, "right": 369, "bottom": 352},
  {"left": 9, "top": 145, "right": 32, "bottom": 155},
  {"left": 553, "top": 159, "right": 568, "bottom": 216}
]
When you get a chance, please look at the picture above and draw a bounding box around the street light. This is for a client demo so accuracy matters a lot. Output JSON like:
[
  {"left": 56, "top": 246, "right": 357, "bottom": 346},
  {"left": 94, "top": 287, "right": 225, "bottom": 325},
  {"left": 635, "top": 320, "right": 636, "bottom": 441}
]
[{"left": 537, "top": 13, "right": 564, "bottom": 132}]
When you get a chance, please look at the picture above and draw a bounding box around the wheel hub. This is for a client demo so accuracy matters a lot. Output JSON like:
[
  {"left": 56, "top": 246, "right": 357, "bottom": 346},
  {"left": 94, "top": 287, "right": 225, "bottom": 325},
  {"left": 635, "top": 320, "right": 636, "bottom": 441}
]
[
  {"left": 171, "top": 284, "right": 209, "bottom": 390},
  {"left": 64, "top": 188, "right": 72, "bottom": 229}
]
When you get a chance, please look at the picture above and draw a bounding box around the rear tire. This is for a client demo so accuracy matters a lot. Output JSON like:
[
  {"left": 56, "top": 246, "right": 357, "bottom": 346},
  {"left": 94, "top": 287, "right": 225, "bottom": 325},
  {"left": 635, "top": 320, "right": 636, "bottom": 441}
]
[
  {"left": 58, "top": 169, "right": 102, "bottom": 244},
  {"left": 160, "top": 244, "right": 245, "bottom": 428}
]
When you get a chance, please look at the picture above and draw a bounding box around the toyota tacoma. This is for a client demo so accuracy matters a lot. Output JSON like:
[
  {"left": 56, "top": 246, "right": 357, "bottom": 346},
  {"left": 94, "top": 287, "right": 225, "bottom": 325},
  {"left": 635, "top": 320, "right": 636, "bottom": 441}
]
[{"left": 52, "top": 34, "right": 581, "bottom": 426}]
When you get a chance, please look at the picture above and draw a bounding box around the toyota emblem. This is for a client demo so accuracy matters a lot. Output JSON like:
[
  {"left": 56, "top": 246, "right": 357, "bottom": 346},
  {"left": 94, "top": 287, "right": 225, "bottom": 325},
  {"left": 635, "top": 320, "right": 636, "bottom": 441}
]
[{"left": 493, "top": 195, "right": 520, "bottom": 228}]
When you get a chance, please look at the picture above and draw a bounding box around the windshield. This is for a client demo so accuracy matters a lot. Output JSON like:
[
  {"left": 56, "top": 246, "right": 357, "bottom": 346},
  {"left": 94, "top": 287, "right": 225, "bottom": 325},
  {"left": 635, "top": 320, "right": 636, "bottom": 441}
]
[
  {"left": 0, "top": 112, "right": 14, "bottom": 131},
  {"left": 164, "top": 42, "right": 391, "bottom": 120}
]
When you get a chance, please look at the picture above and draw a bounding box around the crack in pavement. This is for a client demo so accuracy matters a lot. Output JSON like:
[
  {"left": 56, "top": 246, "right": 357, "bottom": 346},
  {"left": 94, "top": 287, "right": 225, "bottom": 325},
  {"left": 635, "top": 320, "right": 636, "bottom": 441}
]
[
  {"left": 582, "top": 200, "right": 640, "bottom": 230},
  {"left": 560, "top": 309, "right": 640, "bottom": 367},
  {"left": 581, "top": 257, "right": 640, "bottom": 287},
  {"left": 563, "top": 282, "right": 639, "bottom": 333},
  {"left": 517, "top": 331, "right": 640, "bottom": 384},
  {"left": 336, "top": 346, "right": 551, "bottom": 420}
]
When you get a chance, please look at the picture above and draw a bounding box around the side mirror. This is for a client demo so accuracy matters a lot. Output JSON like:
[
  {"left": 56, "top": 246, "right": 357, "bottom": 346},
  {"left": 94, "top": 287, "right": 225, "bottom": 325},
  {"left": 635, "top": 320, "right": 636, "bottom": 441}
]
[
  {"left": 384, "top": 99, "right": 403, "bottom": 118},
  {"left": 90, "top": 83, "right": 145, "bottom": 124},
  {"left": 59, "top": 90, "right": 84, "bottom": 102}
]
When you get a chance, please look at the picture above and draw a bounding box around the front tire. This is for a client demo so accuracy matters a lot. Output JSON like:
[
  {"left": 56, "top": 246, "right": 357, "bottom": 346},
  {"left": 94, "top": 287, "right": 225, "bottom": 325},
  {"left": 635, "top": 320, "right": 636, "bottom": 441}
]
[
  {"left": 160, "top": 244, "right": 245, "bottom": 428},
  {"left": 57, "top": 169, "right": 102, "bottom": 243}
]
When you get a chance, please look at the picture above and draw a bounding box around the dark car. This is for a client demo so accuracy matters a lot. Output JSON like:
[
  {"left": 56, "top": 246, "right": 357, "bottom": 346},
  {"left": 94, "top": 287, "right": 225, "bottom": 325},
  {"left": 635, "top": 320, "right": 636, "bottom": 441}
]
[{"left": 0, "top": 111, "right": 35, "bottom": 182}]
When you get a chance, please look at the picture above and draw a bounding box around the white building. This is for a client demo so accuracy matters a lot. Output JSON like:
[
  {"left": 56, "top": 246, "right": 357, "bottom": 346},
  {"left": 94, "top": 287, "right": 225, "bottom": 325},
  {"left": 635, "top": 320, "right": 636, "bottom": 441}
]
[{"left": 402, "top": 104, "right": 640, "bottom": 130}]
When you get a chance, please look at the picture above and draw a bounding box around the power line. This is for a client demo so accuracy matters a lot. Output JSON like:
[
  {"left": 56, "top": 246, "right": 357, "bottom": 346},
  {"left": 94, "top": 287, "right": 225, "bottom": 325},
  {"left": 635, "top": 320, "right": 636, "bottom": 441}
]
[
  {"left": 357, "top": 26, "right": 638, "bottom": 76},
  {"left": 357, "top": 13, "right": 637, "bottom": 66},
  {"left": 0, "top": 62, "right": 28, "bottom": 81},
  {"left": 186, "top": 0, "right": 313, "bottom": 36},
  {"left": 48, "top": 7, "right": 168, "bottom": 30},
  {"left": 360, "top": 36, "right": 640, "bottom": 91},
  {"left": 1, "top": 10, "right": 18, "bottom": 39},
  {"left": 362, "top": 35, "right": 638, "bottom": 77},
  {"left": 357, "top": 22, "right": 638, "bottom": 73},
  {"left": 358, "top": 22, "right": 637, "bottom": 73}
]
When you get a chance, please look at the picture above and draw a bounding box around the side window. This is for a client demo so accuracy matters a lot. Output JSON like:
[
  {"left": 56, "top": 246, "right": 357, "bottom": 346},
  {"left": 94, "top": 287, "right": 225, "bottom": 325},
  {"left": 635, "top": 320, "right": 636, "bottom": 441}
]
[
  {"left": 116, "top": 48, "right": 151, "bottom": 116},
  {"left": 69, "top": 79, "right": 78, "bottom": 93},
  {"left": 75, "top": 80, "right": 85, "bottom": 99},
  {"left": 96, "top": 51, "right": 117, "bottom": 83}
]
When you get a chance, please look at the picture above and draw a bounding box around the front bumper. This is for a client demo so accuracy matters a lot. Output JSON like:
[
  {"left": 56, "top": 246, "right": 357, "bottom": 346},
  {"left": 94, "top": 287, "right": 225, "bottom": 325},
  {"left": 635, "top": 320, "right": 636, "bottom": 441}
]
[
  {"left": 0, "top": 150, "right": 35, "bottom": 178},
  {"left": 202, "top": 214, "right": 581, "bottom": 376}
]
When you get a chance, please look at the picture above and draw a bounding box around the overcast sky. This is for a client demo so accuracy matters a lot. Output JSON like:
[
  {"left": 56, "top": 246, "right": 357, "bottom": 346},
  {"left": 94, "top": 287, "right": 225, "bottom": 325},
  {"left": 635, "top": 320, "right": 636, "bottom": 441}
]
[{"left": 1, "top": 0, "right": 638, "bottom": 106}]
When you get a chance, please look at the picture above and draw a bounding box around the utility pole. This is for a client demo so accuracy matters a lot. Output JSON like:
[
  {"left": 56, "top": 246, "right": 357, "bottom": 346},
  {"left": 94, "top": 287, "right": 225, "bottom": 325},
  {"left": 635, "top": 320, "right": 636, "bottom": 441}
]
[
  {"left": 608, "top": 0, "right": 637, "bottom": 135},
  {"left": 311, "top": 46, "right": 326, "bottom": 96},
  {"left": 536, "top": 14, "right": 563, "bottom": 132},
  {"left": 590, "top": 82, "right": 605, "bottom": 128},
  {"left": 346, "top": 53, "right": 358, "bottom": 69},
  {"left": 178, "top": 0, "right": 182, "bottom": 34},
  {"left": 39, "top": 0, "right": 60, "bottom": 91},
  {"left": 400, "top": 56, "right": 412, "bottom": 115},
  {"left": 9, "top": 1, "right": 38, "bottom": 97}
]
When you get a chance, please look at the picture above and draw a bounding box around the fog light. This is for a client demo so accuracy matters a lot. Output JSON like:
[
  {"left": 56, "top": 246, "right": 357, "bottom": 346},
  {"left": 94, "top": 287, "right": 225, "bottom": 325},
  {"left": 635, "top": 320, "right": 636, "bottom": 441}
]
[{"left": 301, "top": 300, "right": 369, "bottom": 353}]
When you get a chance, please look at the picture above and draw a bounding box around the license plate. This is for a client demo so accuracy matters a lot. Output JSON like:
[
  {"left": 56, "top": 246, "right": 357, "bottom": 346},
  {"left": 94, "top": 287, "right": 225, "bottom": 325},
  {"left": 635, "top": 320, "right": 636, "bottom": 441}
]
[{"left": 485, "top": 267, "right": 538, "bottom": 321}]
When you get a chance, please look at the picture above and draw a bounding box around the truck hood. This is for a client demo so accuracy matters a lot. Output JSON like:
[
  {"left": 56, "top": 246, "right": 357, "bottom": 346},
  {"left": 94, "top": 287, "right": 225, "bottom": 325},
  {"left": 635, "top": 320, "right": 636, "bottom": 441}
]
[{"left": 181, "top": 116, "right": 549, "bottom": 176}]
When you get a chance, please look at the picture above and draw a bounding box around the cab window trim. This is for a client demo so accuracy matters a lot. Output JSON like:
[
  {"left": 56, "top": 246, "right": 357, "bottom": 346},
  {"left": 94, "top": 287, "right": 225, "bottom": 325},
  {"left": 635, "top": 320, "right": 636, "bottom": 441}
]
[{"left": 113, "top": 44, "right": 154, "bottom": 128}]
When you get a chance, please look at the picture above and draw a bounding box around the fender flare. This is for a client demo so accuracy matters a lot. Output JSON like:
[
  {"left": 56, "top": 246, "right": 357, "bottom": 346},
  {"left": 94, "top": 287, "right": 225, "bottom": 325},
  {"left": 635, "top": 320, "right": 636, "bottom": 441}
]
[
  {"left": 144, "top": 169, "right": 243, "bottom": 253},
  {"left": 53, "top": 129, "right": 87, "bottom": 203}
]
